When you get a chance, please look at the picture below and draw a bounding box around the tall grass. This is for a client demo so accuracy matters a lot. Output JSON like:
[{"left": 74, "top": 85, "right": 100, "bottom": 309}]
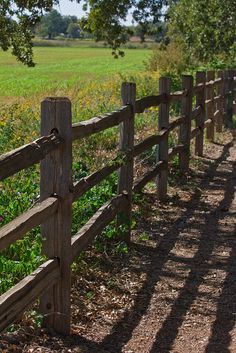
[{"left": 0, "top": 46, "right": 160, "bottom": 294}]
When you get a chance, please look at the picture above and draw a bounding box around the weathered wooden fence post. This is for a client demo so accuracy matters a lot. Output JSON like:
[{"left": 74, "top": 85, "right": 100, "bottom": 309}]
[
  {"left": 222, "top": 70, "right": 228, "bottom": 126},
  {"left": 179, "top": 75, "right": 193, "bottom": 173},
  {"left": 233, "top": 70, "right": 236, "bottom": 116},
  {"left": 118, "top": 83, "right": 136, "bottom": 243},
  {"left": 217, "top": 71, "right": 224, "bottom": 132},
  {"left": 195, "top": 71, "right": 206, "bottom": 156},
  {"left": 157, "top": 77, "right": 171, "bottom": 201},
  {"left": 223, "top": 69, "right": 233, "bottom": 127},
  {"left": 40, "top": 97, "right": 73, "bottom": 335},
  {"left": 226, "top": 70, "right": 234, "bottom": 126},
  {"left": 206, "top": 71, "right": 215, "bottom": 141}
]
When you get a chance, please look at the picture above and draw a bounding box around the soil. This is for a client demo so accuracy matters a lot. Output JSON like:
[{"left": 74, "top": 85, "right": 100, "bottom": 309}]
[{"left": 1, "top": 130, "right": 236, "bottom": 353}]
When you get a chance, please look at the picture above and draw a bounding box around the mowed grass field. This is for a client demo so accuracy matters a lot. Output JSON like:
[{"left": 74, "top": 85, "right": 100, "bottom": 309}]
[{"left": 0, "top": 46, "right": 150, "bottom": 100}]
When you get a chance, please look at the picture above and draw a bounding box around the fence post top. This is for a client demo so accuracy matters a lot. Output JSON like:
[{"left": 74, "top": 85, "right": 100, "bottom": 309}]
[
  {"left": 159, "top": 76, "right": 171, "bottom": 80},
  {"left": 207, "top": 71, "right": 215, "bottom": 80},
  {"left": 182, "top": 74, "right": 193, "bottom": 80},
  {"left": 196, "top": 71, "right": 206, "bottom": 78},
  {"left": 42, "top": 97, "right": 71, "bottom": 104},
  {"left": 159, "top": 77, "right": 171, "bottom": 93},
  {"left": 182, "top": 75, "right": 193, "bottom": 91},
  {"left": 121, "top": 82, "right": 136, "bottom": 88},
  {"left": 121, "top": 82, "right": 136, "bottom": 106}
]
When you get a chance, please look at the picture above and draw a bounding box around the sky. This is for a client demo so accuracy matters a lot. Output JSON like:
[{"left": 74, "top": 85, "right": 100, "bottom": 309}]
[
  {"left": 55, "top": 0, "right": 134, "bottom": 25},
  {"left": 55, "top": 0, "right": 85, "bottom": 17}
]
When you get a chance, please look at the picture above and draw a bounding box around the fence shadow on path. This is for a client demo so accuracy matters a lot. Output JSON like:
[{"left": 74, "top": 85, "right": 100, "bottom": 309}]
[
  {"left": 101, "top": 141, "right": 236, "bottom": 353},
  {"left": 1, "top": 70, "right": 235, "bottom": 337},
  {"left": 149, "top": 142, "right": 236, "bottom": 353},
  {"left": 3, "top": 139, "right": 232, "bottom": 353},
  {"left": 58, "top": 139, "right": 236, "bottom": 353}
]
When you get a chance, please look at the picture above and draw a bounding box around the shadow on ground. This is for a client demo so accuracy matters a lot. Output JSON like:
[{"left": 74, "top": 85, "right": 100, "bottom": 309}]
[
  {"left": 2, "top": 139, "right": 236, "bottom": 353},
  {"left": 53, "top": 137, "right": 236, "bottom": 353}
]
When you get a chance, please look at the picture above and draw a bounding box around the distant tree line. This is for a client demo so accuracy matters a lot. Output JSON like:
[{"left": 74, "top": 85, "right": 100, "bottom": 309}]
[
  {"left": 0, "top": 0, "right": 235, "bottom": 66},
  {"left": 34, "top": 9, "right": 167, "bottom": 43},
  {"left": 34, "top": 10, "right": 81, "bottom": 39}
]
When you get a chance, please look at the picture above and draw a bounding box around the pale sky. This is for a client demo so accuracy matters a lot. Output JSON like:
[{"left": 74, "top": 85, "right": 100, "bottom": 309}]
[
  {"left": 55, "top": 0, "right": 85, "bottom": 17},
  {"left": 55, "top": 0, "right": 134, "bottom": 25}
]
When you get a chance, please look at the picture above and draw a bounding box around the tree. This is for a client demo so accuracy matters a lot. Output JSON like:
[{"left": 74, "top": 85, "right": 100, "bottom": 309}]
[
  {"left": 133, "top": 22, "right": 167, "bottom": 42},
  {"left": 35, "top": 11, "right": 79, "bottom": 39},
  {"left": 168, "top": 0, "right": 236, "bottom": 62},
  {"left": 67, "top": 23, "right": 81, "bottom": 38},
  {"left": 0, "top": 0, "right": 169, "bottom": 65},
  {"left": 0, "top": 0, "right": 56, "bottom": 66},
  {"left": 150, "top": 22, "right": 167, "bottom": 43},
  {"left": 36, "top": 10, "right": 65, "bottom": 39},
  {"left": 134, "top": 23, "right": 150, "bottom": 42}
]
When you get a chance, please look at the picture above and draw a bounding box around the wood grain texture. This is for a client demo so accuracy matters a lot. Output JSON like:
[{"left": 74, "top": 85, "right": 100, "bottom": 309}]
[
  {"left": 0, "top": 134, "right": 62, "bottom": 181},
  {"left": 133, "top": 161, "right": 167, "bottom": 193},
  {"left": 206, "top": 71, "right": 215, "bottom": 141},
  {"left": 72, "top": 106, "right": 132, "bottom": 140},
  {"left": 117, "top": 82, "right": 136, "bottom": 243},
  {"left": 73, "top": 158, "right": 124, "bottom": 201},
  {"left": 40, "top": 97, "right": 73, "bottom": 335},
  {"left": 72, "top": 114, "right": 185, "bottom": 200},
  {"left": 133, "top": 131, "right": 167, "bottom": 157},
  {"left": 233, "top": 70, "right": 236, "bottom": 115},
  {"left": 195, "top": 72, "right": 206, "bottom": 156},
  {"left": 157, "top": 77, "right": 171, "bottom": 201},
  {"left": 169, "top": 116, "right": 185, "bottom": 131},
  {"left": 193, "top": 83, "right": 205, "bottom": 94},
  {"left": 0, "top": 259, "right": 60, "bottom": 333},
  {"left": 169, "top": 90, "right": 187, "bottom": 102},
  {"left": 168, "top": 145, "right": 185, "bottom": 160},
  {"left": 179, "top": 75, "right": 193, "bottom": 172},
  {"left": 72, "top": 114, "right": 184, "bottom": 201},
  {"left": 213, "top": 77, "right": 223, "bottom": 85},
  {"left": 135, "top": 94, "right": 166, "bottom": 113},
  {"left": 225, "top": 70, "right": 234, "bottom": 126},
  {"left": 214, "top": 89, "right": 224, "bottom": 133},
  {"left": 133, "top": 116, "right": 183, "bottom": 159},
  {"left": 71, "top": 194, "right": 127, "bottom": 261},
  {"left": 190, "top": 127, "right": 201, "bottom": 140},
  {"left": 0, "top": 197, "right": 58, "bottom": 252},
  {"left": 192, "top": 105, "right": 202, "bottom": 120},
  {"left": 204, "top": 118, "right": 213, "bottom": 128},
  {"left": 213, "top": 94, "right": 223, "bottom": 103}
]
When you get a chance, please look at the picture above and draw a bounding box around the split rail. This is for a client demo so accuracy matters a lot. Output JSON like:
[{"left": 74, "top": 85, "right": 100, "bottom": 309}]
[{"left": 0, "top": 69, "right": 235, "bottom": 334}]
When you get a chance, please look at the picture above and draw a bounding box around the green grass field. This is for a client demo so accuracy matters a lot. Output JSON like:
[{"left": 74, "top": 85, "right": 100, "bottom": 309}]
[
  {"left": 0, "top": 46, "right": 150, "bottom": 100},
  {"left": 0, "top": 44, "right": 160, "bottom": 298}
]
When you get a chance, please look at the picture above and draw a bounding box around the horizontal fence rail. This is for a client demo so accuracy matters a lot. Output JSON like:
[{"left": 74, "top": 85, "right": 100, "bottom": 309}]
[
  {"left": 135, "top": 93, "right": 167, "bottom": 113},
  {"left": 0, "top": 197, "right": 58, "bottom": 251},
  {"left": 71, "top": 193, "right": 128, "bottom": 261},
  {"left": 0, "top": 259, "right": 60, "bottom": 332},
  {"left": 0, "top": 69, "right": 235, "bottom": 335},
  {"left": 0, "top": 134, "right": 63, "bottom": 181},
  {"left": 72, "top": 105, "right": 132, "bottom": 140}
]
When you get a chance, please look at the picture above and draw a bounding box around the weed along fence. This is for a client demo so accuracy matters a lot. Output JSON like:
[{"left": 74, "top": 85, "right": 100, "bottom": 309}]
[{"left": 0, "top": 69, "right": 235, "bottom": 335}]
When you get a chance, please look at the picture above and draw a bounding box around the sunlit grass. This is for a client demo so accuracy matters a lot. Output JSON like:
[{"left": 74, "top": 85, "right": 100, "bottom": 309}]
[
  {"left": 0, "top": 45, "right": 160, "bottom": 295},
  {"left": 0, "top": 47, "right": 150, "bottom": 99}
]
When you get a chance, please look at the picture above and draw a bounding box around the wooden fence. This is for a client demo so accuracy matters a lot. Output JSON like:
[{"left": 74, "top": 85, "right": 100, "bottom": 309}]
[{"left": 0, "top": 69, "right": 235, "bottom": 335}]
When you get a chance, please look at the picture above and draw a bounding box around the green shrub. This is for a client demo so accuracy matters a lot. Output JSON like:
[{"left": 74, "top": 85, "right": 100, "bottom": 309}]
[{"left": 146, "top": 41, "right": 190, "bottom": 76}]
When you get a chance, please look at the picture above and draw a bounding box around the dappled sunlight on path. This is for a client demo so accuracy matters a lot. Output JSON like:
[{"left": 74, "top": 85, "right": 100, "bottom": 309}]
[{"left": 1, "top": 132, "right": 236, "bottom": 353}]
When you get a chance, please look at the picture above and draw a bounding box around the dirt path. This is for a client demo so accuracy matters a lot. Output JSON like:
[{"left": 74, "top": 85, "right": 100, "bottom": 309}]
[
  {"left": 1, "top": 132, "right": 236, "bottom": 353},
  {"left": 123, "top": 138, "right": 236, "bottom": 353}
]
